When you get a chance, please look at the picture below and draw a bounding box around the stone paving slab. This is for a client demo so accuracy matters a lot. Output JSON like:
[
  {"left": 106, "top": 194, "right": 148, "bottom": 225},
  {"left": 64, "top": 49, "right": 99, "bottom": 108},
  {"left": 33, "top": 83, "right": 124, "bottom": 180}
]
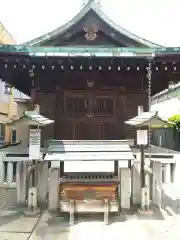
[
  {"left": 0, "top": 232, "right": 30, "bottom": 240},
  {"left": 29, "top": 211, "right": 156, "bottom": 240},
  {"left": 0, "top": 214, "right": 39, "bottom": 233}
]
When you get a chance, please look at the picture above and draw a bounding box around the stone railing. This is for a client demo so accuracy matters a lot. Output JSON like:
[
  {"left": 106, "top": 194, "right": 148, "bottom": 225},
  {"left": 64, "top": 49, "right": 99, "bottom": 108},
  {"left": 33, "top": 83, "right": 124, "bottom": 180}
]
[{"left": 0, "top": 161, "right": 17, "bottom": 186}]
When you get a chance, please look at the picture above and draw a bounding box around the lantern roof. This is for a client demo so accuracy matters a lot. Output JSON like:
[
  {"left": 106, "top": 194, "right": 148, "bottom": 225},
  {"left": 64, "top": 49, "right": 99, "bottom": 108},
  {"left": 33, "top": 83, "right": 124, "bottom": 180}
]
[
  {"left": 7, "top": 110, "right": 54, "bottom": 127},
  {"left": 125, "top": 112, "right": 169, "bottom": 128}
]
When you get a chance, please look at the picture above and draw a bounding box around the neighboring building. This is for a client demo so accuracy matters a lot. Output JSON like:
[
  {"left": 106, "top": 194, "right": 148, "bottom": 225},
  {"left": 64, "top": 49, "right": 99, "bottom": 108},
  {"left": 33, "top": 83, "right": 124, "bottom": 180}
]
[
  {"left": 0, "top": 22, "right": 16, "bottom": 44},
  {"left": 0, "top": 23, "right": 30, "bottom": 143},
  {"left": 151, "top": 82, "right": 180, "bottom": 151},
  {"left": 151, "top": 82, "right": 180, "bottom": 120}
]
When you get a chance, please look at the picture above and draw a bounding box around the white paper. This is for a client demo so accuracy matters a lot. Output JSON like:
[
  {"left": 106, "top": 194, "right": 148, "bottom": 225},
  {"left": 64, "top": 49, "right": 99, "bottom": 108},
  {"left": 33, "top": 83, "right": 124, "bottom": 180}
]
[
  {"left": 137, "top": 130, "right": 148, "bottom": 145},
  {"left": 29, "top": 129, "right": 41, "bottom": 159},
  {"left": 64, "top": 161, "right": 114, "bottom": 173}
]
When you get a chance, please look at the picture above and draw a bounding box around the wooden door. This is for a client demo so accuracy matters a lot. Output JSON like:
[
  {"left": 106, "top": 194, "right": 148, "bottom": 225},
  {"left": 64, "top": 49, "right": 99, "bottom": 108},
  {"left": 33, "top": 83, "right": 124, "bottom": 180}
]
[
  {"left": 73, "top": 122, "right": 102, "bottom": 140},
  {"left": 57, "top": 89, "right": 116, "bottom": 140}
]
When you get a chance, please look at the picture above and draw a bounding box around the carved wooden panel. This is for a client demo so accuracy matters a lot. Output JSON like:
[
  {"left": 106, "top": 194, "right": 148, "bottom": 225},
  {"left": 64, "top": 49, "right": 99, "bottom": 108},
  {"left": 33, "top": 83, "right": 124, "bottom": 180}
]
[
  {"left": 64, "top": 91, "right": 115, "bottom": 118},
  {"left": 60, "top": 184, "right": 117, "bottom": 201},
  {"left": 36, "top": 89, "right": 148, "bottom": 141}
]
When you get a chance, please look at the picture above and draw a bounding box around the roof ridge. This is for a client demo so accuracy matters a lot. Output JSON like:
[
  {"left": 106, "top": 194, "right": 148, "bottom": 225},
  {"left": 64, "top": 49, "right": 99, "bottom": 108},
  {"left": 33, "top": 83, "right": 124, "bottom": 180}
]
[{"left": 22, "top": 1, "right": 162, "bottom": 48}]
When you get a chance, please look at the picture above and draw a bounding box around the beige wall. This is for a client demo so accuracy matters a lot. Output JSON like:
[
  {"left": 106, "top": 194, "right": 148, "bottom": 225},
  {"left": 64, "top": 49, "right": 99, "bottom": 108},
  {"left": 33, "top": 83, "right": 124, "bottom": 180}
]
[
  {"left": 0, "top": 23, "right": 16, "bottom": 44},
  {"left": 0, "top": 101, "right": 17, "bottom": 118},
  {"left": 15, "top": 102, "right": 29, "bottom": 146},
  {"left": 0, "top": 101, "right": 29, "bottom": 146}
]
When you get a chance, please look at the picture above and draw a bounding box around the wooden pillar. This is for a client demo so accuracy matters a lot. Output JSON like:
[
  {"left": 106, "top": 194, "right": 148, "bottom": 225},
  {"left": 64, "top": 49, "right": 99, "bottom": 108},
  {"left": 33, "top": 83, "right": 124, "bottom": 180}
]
[
  {"left": 30, "top": 87, "right": 36, "bottom": 110},
  {"left": 5, "top": 87, "right": 13, "bottom": 143}
]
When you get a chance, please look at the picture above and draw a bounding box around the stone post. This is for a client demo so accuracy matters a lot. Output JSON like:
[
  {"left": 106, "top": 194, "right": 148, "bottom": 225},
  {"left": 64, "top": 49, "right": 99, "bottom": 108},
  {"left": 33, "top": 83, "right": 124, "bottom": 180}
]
[
  {"left": 0, "top": 152, "right": 5, "bottom": 183},
  {"left": 7, "top": 162, "right": 14, "bottom": 183},
  {"left": 48, "top": 166, "right": 59, "bottom": 211},
  {"left": 173, "top": 154, "right": 180, "bottom": 184},
  {"left": 132, "top": 153, "right": 141, "bottom": 204},
  {"left": 16, "top": 161, "right": 27, "bottom": 206},
  {"left": 152, "top": 162, "right": 162, "bottom": 208},
  {"left": 164, "top": 163, "right": 171, "bottom": 184},
  {"left": 37, "top": 162, "right": 49, "bottom": 207},
  {"left": 120, "top": 168, "right": 131, "bottom": 210}
]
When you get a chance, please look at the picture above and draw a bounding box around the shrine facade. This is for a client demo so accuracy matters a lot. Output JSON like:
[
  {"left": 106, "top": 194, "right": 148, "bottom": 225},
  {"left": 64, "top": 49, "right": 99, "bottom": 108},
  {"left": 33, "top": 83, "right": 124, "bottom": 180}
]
[{"left": 0, "top": 0, "right": 179, "bottom": 143}]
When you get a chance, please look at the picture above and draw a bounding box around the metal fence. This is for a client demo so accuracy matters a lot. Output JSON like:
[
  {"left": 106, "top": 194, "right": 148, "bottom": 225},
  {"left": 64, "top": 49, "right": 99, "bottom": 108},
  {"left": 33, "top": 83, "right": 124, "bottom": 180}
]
[{"left": 152, "top": 128, "right": 180, "bottom": 151}]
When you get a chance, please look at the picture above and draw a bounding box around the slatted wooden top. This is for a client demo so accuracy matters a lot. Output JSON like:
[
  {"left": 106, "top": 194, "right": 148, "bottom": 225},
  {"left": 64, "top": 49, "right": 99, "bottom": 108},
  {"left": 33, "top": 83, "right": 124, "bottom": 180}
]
[{"left": 45, "top": 140, "right": 134, "bottom": 162}]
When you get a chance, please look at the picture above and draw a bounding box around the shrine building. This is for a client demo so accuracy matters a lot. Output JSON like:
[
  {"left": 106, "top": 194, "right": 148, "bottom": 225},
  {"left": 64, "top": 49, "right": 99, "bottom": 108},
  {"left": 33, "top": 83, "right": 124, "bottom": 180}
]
[
  {"left": 1, "top": 0, "right": 179, "bottom": 143},
  {"left": 0, "top": 0, "right": 180, "bottom": 218}
]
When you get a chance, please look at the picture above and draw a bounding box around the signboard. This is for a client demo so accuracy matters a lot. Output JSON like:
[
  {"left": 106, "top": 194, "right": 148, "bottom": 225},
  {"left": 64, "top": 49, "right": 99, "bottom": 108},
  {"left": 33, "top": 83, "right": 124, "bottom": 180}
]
[
  {"left": 29, "top": 129, "right": 41, "bottom": 159},
  {"left": 137, "top": 130, "right": 148, "bottom": 145}
]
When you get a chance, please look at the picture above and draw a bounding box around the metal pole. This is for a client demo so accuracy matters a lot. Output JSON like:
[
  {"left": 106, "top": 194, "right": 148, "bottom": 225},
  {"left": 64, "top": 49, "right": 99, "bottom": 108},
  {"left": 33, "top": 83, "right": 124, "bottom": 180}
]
[
  {"left": 147, "top": 60, "right": 152, "bottom": 157},
  {"left": 140, "top": 145, "right": 145, "bottom": 188}
]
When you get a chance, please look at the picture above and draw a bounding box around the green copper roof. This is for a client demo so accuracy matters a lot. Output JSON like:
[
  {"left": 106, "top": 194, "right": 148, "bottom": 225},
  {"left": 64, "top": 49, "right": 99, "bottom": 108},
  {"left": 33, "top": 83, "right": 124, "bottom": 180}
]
[
  {"left": 125, "top": 112, "right": 169, "bottom": 128},
  {"left": 8, "top": 111, "right": 54, "bottom": 126},
  {"left": 0, "top": 45, "right": 180, "bottom": 57},
  {"left": 22, "top": 0, "right": 161, "bottom": 48}
]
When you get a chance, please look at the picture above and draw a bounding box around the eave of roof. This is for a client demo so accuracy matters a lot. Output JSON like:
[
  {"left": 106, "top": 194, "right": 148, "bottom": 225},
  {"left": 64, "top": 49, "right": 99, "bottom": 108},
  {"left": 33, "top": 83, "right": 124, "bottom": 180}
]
[
  {"left": 152, "top": 82, "right": 180, "bottom": 102},
  {"left": 8, "top": 110, "right": 54, "bottom": 126},
  {"left": 22, "top": 1, "right": 161, "bottom": 48},
  {"left": 125, "top": 112, "right": 169, "bottom": 128},
  {"left": 1, "top": 45, "right": 180, "bottom": 58}
]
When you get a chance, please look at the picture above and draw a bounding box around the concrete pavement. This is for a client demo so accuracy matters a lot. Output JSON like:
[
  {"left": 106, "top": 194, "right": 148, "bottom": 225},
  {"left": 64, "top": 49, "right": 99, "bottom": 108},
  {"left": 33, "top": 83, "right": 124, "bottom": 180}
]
[
  {"left": 0, "top": 208, "right": 179, "bottom": 240},
  {"left": 0, "top": 199, "right": 179, "bottom": 240}
]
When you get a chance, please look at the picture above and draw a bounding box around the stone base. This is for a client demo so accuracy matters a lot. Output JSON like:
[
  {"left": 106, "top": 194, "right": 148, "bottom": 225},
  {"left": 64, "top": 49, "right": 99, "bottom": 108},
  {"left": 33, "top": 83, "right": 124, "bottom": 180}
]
[
  {"left": 24, "top": 207, "right": 41, "bottom": 217},
  {"left": 138, "top": 208, "right": 154, "bottom": 216}
]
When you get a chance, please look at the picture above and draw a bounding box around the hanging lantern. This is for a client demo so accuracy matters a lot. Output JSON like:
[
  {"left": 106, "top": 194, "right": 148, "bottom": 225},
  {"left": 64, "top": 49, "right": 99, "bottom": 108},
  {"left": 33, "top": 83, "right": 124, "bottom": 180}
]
[
  {"left": 29, "top": 69, "right": 35, "bottom": 77},
  {"left": 98, "top": 66, "right": 102, "bottom": 71},
  {"left": 87, "top": 79, "right": 94, "bottom": 88},
  {"left": 4, "top": 83, "right": 12, "bottom": 95}
]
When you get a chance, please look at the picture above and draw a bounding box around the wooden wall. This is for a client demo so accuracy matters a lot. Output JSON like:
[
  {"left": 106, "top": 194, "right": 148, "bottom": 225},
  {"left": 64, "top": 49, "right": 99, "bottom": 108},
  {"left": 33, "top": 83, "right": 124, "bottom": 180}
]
[{"left": 34, "top": 88, "right": 147, "bottom": 142}]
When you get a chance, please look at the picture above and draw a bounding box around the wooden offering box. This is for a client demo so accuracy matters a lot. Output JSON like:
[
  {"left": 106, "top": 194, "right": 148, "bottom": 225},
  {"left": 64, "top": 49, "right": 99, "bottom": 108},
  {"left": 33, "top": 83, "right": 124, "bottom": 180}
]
[{"left": 60, "top": 183, "right": 117, "bottom": 201}]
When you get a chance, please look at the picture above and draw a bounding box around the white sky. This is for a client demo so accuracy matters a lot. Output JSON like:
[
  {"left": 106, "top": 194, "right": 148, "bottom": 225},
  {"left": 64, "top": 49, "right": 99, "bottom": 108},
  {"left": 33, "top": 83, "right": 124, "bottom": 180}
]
[{"left": 0, "top": 0, "right": 179, "bottom": 46}]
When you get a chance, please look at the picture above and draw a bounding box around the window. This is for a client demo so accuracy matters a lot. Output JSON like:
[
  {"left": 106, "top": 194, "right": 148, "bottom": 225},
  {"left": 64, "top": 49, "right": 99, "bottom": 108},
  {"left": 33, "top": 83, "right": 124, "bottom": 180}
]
[
  {"left": 0, "top": 124, "right": 5, "bottom": 142},
  {"left": 65, "top": 96, "right": 114, "bottom": 117},
  {"left": 66, "top": 98, "right": 86, "bottom": 116},
  {"left": 95, "top": 98, "right": 114, "bottom": 116},
  {"left": 11, "top": 129, "right": 16, "bottom": 143}
]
